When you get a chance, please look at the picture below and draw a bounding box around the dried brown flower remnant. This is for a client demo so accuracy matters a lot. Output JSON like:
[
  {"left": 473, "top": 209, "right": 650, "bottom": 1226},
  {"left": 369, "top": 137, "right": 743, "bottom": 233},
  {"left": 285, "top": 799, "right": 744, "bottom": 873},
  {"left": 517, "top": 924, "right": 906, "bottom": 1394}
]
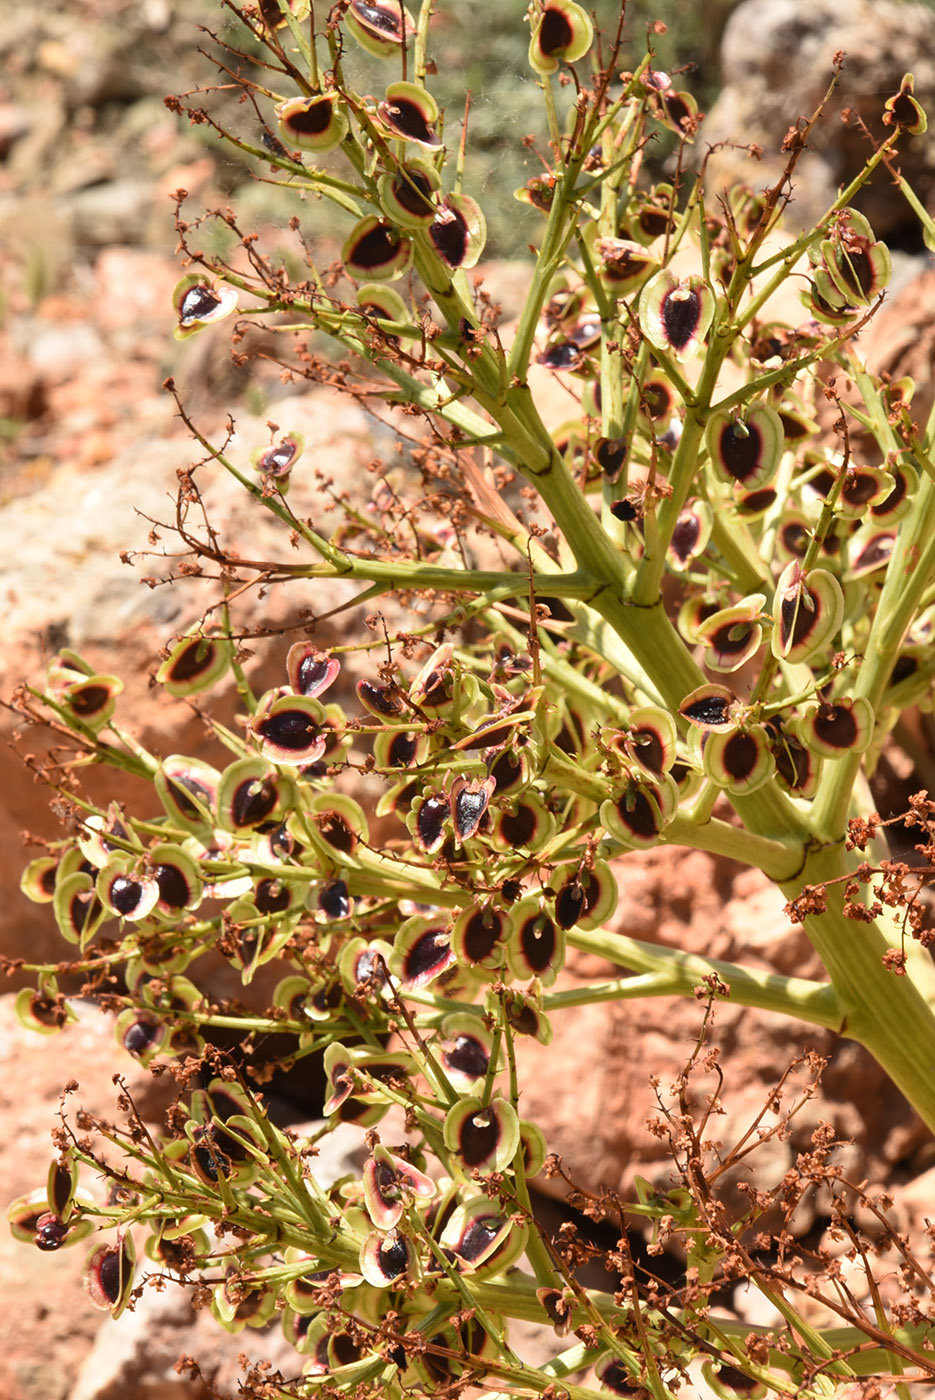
[
  {"left": 846, "top": 813, "right": 881, "bottom": 851},
  {"left": 784, "top": 885, "right": 828, "bottom": 922}
]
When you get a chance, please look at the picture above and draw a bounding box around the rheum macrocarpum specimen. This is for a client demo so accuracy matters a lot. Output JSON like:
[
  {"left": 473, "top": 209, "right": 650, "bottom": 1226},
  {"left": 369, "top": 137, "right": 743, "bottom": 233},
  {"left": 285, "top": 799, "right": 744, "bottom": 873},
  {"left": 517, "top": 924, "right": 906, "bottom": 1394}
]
[{"left": 8, "top": 3, "right": 935, "bottom": 1398}]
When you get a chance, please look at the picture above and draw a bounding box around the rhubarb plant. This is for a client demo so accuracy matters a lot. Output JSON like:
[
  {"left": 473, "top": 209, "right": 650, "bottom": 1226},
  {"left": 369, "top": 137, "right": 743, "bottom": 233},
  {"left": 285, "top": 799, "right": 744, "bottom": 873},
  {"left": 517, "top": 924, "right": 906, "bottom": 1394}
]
[{"left": 8, "top": 3, "right": 935, "bottom": 1396}]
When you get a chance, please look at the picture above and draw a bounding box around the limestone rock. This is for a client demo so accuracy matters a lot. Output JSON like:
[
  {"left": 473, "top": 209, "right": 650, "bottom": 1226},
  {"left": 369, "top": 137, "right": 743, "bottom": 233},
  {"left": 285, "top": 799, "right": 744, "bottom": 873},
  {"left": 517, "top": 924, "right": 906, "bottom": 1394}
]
[{"left": 703, "top": 0, "right": 935, "bottom": 243}]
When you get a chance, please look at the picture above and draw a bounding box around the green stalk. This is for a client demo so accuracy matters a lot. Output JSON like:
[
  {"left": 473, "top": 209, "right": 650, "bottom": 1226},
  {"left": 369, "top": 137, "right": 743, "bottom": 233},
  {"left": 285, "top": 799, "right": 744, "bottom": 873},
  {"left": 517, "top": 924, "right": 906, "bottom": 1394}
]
[
  {"left": 542, "top": 746, "right": 801, "bottom": 876},
  {"left": 811, "top": 464, "right": 935, "bottom": 843},
  {"left": 470, "top": 1275, "right": 935, "bottom": 1381},
  {"left": 565, "top": 929, "right": 841, "bottom": 1030},
  {"left": 631, "top": 397, "right": 715, "bottom": 606},
  {"left": 706, "top": 507, "right": 771, "bottom": 591},
  {"left": 502, "top": 1020, "right": 560, "bottom": 1289},
  {"left": 660, "top": 812, "right": 800, "bottom": 878}
]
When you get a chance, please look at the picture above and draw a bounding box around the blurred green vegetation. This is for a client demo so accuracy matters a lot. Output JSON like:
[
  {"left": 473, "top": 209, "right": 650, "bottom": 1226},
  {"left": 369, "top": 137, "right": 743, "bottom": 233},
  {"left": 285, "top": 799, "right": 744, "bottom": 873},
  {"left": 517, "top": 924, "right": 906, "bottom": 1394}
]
[
  {"left": 197, "top": 1, "right": 740, "bottom": 260},
  {"left": 428, "top": 0, "right": 740, "bottom": 256},
  {"left": 180, "top": 0, "right": 935, "bottom": 260}
]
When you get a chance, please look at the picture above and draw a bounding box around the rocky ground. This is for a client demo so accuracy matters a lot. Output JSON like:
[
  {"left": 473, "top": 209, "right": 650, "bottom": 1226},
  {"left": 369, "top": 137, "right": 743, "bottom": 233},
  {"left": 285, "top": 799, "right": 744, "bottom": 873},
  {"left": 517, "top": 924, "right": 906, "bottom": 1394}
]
[{"left": 3, "top": 2, "right": 935, "bottom": 1398}]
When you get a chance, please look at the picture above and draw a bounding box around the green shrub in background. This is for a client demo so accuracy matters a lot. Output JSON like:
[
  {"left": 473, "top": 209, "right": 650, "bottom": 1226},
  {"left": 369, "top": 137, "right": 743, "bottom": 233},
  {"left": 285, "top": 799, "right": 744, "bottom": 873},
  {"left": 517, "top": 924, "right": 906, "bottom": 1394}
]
[
  {"left": 203, "top": 0, "right": 737, "bottom": 256},
  {"left": 8, "top": 4, "right": 935, "bottom": 1397},
  {"left": 421, "top": 0, "right": 737, "bottom": 256}
]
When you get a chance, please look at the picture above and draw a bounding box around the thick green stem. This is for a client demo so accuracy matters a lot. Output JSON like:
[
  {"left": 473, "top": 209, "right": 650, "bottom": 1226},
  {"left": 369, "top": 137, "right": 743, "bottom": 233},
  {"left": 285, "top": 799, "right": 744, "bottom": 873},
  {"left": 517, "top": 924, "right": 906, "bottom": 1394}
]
[
  {"left": 560, "top": 931, "right": 842, "bottom": 1030},
  {"left": 784, "top": 841, "right": 935, "bottom": 1129},
  {"left": 662, "top": 812, "right": 801, "bottom": 879}
]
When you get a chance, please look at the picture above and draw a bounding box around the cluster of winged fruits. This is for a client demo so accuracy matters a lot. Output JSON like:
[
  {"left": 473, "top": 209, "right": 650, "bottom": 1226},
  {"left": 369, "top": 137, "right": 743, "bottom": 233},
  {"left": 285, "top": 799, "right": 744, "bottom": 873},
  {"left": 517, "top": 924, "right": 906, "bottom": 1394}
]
[{"left": 8, "top": 1, "right": 935, "bottom": 1396}]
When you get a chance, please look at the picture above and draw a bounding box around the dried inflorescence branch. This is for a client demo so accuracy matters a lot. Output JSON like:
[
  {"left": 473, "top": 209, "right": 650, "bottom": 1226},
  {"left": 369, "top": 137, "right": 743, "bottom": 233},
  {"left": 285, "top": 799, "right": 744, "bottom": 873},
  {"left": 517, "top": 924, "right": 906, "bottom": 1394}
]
[
  {"left": 8, "top": 2, "right": 935, "bottom": 1396},
  {"left": 783, "top": 795, "right": 935, "bottom": 954}
]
